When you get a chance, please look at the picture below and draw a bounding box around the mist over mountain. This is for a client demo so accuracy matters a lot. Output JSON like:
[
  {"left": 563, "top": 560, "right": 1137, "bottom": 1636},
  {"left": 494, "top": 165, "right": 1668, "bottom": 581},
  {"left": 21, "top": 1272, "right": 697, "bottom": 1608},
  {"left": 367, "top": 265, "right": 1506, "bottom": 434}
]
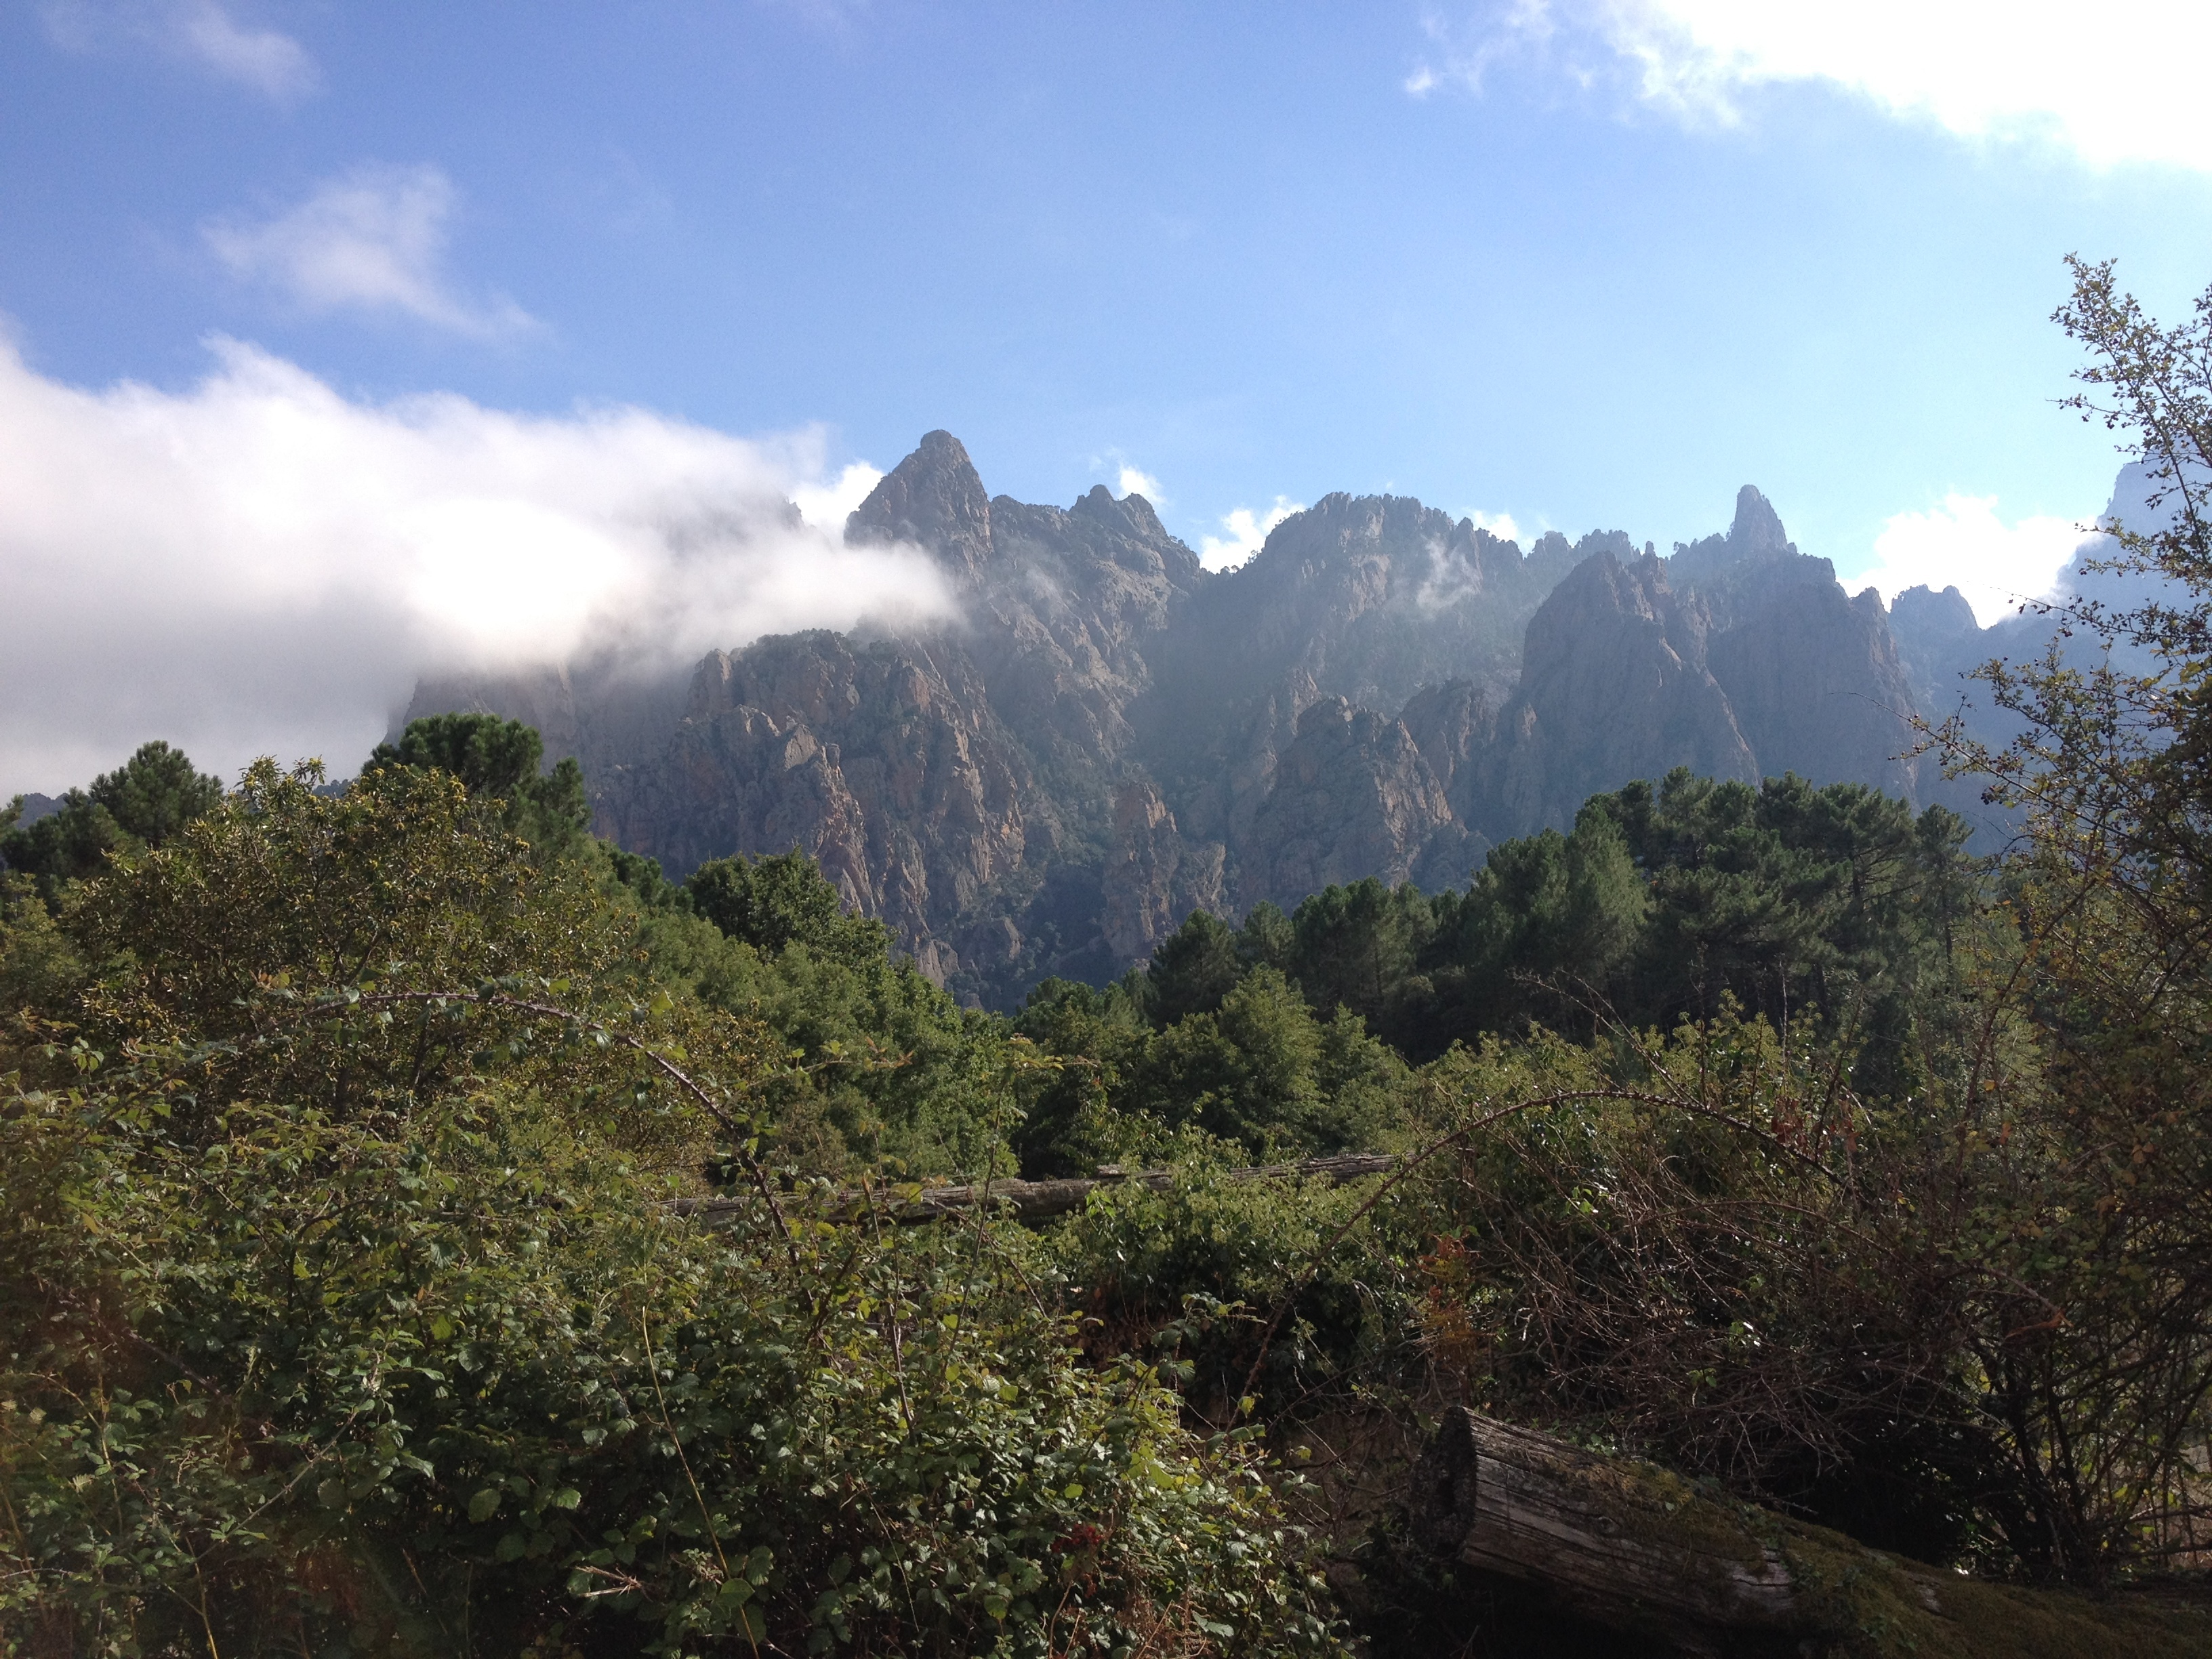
[{"left": 409, "top": 430, "right": 2029, "bottom": 1007}]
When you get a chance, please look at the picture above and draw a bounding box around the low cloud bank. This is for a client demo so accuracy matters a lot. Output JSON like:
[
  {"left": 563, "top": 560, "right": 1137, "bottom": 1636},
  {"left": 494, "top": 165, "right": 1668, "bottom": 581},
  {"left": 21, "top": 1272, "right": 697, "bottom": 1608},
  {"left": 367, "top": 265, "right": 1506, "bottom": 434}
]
[
  {"left": 1853, "top": 493, "right": 2093, "bottom": 626},
  {"left": 0, "top": 340, "right": 948, "bottom": 796}
]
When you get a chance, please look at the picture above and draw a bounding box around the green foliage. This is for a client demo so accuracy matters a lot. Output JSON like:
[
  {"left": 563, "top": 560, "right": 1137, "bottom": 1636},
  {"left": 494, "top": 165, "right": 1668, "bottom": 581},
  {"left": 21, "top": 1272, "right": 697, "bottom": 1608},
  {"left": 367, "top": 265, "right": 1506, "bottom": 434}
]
[
  {"left": 1126, "top": 968, "right": 1406, "bottom": 1160},
  {"left": 1125, "top": 773, "right": 1980, "bottom": 1068},
  {"left": 1410, "top": 1016, "right": 2003, "bottom": 1565},
  {"left": 1235, "top": 902, "right": 1295, "bottom": 976},
  {"left": 0, "top": 747, "right": 1342, "bottom": 1658},
  {"left": 606, "top": 844, "right": 691, "bottom": 912},
  {"left": 1282, "top": 878, "right": 1437, "bottom": 1048},
  {"left": 34, "top": 760, "right": 684, "bottom": 1147},
  {"left": 1419, "top": 803, "right": 1645, "bottom": 1050},
  {"left": 1605, "top": 771, "right": 1973, "bottom": 1033},
  {"left": 1005, "top": 977, "right": 1152, "bottom": 1177},
  {"left": 1, "top": 739, "right": 223, "bottom": 898},
  {"left": 0, "top": 1085, "right": 1338, "bottom": 1657},
  {"left": 368, "top": 712, "right": 593, "bottom": 856},
  {"left": 0, "top": 873, "right": 82, "bottom": 1017},
  {"left": 1902, "top": 255, "right": 2212, "bottom": 1582},
  {"left": 1048, "top": 1161, "right": 1424, "bottom": 1422},
  {"left": 1143, "top": 909, "right": 1244, "bottom": 1027},
  {"left": 1014, "top": 965, "right": 1410, "bottom": 1176},
  {"left": 687, "top": 848, "right": 890, "bottom": 966},
  {"left": 633, "top": 849, "right": 1015, "bottom": 1180}
]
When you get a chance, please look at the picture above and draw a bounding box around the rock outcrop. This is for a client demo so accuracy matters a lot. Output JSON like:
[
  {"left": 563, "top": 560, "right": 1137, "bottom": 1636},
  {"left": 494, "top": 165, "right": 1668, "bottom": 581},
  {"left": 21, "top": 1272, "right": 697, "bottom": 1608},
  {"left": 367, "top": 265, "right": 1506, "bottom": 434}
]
[
  {"left": 1240, "top": 697, "right": 1459, "bottom": 906},
  {"left": 596, "top": 632, "right": 1031, "bottom": 953},
  {"left": 1147, "top": 497, "right": 1620, "bottom": 750},
  {"left": 845, "top": 428, "right": 996, "bottom": 582},
  {"left": 1099, "top": 777, "right": 1225, "bottom": 964}
]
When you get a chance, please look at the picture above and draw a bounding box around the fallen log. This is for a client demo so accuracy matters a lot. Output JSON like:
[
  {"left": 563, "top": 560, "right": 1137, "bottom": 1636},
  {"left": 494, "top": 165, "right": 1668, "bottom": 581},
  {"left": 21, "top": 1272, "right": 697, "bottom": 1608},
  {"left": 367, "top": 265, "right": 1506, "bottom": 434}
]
[
  {"left": 670, "top": 1150, "right": 1397, "bottom": 1227},
  {"left": 1408, "top": 1408, "right": 2212, "bottom": 1658},
  {"left": 1409, "top": 1409, "right": 1799, "bottom": 1654}
]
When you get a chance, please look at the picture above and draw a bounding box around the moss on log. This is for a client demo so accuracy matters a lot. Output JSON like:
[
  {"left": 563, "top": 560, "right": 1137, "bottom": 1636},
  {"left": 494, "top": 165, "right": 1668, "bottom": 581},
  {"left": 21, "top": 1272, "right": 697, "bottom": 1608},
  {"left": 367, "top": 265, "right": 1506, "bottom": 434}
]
[{"left": 1410, "top": 1408, "right": 2212, "bottom": 1658}]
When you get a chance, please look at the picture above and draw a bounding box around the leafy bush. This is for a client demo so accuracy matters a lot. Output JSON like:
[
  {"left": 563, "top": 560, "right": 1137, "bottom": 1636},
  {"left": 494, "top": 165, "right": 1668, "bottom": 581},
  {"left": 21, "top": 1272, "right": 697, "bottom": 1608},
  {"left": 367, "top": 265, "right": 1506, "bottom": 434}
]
[{"left": 0, "top": 756, "right": 1344, "bottom": 1658}]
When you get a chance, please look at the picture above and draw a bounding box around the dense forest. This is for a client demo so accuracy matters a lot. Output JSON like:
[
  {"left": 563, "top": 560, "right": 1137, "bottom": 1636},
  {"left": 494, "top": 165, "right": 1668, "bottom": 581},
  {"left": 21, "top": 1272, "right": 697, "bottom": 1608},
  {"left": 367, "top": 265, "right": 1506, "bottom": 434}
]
[{"left": 8, "top": 259, "right": 2212, "bottom": 1656}]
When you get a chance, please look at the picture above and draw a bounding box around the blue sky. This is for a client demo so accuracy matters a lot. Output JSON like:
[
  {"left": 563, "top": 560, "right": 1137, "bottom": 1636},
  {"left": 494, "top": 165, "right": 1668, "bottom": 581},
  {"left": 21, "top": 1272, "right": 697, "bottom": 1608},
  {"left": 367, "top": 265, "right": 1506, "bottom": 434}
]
[{"left": 5, "top": 1, "right": 2211, "bottom": 792}]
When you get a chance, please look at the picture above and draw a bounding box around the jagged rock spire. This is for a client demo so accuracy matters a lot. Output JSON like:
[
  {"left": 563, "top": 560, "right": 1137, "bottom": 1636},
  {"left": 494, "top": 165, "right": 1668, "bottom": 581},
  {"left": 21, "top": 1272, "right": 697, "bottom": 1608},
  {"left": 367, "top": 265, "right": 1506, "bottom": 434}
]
[
  {"left": 846, "top": 430, "right": 994, "bottom": 580},
  {"left": 1727, "top": 485, "right": 1793, "bottom": 560}
]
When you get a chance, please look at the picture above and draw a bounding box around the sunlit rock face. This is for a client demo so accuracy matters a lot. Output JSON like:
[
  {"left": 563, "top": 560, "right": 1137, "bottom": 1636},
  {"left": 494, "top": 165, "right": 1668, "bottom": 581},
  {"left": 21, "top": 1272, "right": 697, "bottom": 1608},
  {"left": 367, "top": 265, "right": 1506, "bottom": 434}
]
[{"left": 407, "top": 437, "right": 1969, "bottom": 1008}]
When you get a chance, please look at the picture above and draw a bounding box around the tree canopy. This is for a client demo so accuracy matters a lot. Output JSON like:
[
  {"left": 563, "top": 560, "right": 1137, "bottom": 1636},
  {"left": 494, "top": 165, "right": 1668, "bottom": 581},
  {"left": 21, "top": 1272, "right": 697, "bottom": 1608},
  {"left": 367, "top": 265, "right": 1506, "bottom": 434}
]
[{"left": 1, "top": 739, "right": 223, "bottom": 895}]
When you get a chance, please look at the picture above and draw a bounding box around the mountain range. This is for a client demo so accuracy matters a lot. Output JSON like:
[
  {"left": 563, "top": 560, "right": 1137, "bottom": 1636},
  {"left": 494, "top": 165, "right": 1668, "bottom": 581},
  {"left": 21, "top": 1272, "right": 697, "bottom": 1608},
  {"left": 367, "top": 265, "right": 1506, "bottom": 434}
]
[{"left": 407, "top": 431, "right": 2106, "bottom": 1008}]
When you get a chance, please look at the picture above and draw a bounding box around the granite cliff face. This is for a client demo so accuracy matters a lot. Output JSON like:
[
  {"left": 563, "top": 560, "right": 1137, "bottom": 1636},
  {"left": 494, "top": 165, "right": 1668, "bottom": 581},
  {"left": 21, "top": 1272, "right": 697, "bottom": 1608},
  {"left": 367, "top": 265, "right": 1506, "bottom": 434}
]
[
  {"left": 405, "top": 436, "right": 1979, "bottom": 1006},
  {"left": 1242, "top": 697, "right": 1461, "bottom": 903},
  {"left": 1483, "top": 547, "right": 1756, "bottom": 836},
  {"left": 595, "top": 630, "right": 1031, "bottom": 981}
]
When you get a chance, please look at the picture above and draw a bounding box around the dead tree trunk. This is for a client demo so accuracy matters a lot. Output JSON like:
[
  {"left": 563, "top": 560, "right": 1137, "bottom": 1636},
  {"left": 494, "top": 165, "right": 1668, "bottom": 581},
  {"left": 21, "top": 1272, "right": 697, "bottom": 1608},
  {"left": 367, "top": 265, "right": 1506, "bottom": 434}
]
[
  {"left": 1406, "top": 1409, "right": 2212, "bottom": 1658},
  {"left": 1409, "top": 1409, "right": 1804, "bottom": 1654},
  {"left": 672, "top": 1151, "right": 1397, "bottom": 1227}
]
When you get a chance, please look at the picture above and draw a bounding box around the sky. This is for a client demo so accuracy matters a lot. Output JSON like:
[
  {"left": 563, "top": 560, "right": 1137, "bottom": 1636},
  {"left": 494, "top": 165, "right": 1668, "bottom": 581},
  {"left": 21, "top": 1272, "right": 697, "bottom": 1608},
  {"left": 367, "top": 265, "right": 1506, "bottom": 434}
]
[{"left": 5, "top": 0, "right": 2212, "bottom": 795}]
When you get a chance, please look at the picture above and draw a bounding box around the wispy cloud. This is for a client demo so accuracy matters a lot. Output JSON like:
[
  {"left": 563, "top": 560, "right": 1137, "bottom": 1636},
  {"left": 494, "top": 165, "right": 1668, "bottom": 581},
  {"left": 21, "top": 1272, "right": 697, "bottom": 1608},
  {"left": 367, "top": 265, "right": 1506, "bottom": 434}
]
[
  {"left": 1404, "top": 0, "right": 1552, "bottom": 98},
  {"left": 42, "top": 0, "right": 317, "bottom": 101},
  {"left": 0, "top": 339, "right": 951, "bottom": 796},
  {"left": 1410, "top": 1, "right": 2212, "bottom": 172},
  {"left": 1853, "top": 493, "right": 2092, "bottom": 626},
  {"left": 1199, "top": 497, "right": 1302, "bottom": 573},
  {"left": 1117, "top": 464, "right": 1166, "bottom": 503},
  {"left": 1469, "top": 508, "right": 1521, "bottom": 543},
  {"left": 205, "top": 165, "right": 535, "bottom": 337}
]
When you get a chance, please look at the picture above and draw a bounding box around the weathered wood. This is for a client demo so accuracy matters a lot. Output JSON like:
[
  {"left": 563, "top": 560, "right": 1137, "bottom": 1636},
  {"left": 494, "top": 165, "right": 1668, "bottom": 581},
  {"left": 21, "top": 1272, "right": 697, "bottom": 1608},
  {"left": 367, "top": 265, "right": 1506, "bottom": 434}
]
[
  {"left": 1408, "top": 1408, "right": 2212, "bottom": 1658},
  {"left": 670, "top": 1151, "right": 1397, "bottom": 1227},
  {"left": 1410, "top": 1408, "right": 1801, "bottom": 1654}
]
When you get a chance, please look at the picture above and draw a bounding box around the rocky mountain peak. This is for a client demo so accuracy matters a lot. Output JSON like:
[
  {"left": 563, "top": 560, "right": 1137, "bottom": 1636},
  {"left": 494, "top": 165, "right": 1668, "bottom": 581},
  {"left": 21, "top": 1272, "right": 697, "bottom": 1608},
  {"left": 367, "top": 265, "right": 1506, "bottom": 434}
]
[
  {"left": 1481, "top": 547, "right": 1753, "bottom": 834},
  {"left": 1890, "top": 583, "right": 1980, "bottom": 644},
  {"left": 1071, "top": 483, "right": 1168, "bottom": 541},
  {"left": 1668, "top": 484, "right": 1799, "bottom": 590},
  {"left": 846, "top": 430, "right": 994, "bottom": 579},
  {"left": 1729, "top": 485, "right": 1793, "bottom": 560}
]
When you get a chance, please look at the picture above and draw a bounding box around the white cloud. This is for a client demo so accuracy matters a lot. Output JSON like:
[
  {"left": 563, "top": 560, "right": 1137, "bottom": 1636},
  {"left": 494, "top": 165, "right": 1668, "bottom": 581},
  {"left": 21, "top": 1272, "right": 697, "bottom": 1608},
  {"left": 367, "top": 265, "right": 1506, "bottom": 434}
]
[
  {"left": 205, "top": 165, "right": 533, "bottom": 337},
  {"left": 790, "top": 461, "right": 885, "bottom": 535},
  {"left": 1200, "top": 497, "right": 1303, "bottom": 573},
  {"left": 42, "top": 0, "right": 316, "bottom": 101},
  {"left": 1117, "top": 464, "right": 1165, "bottom": 503},
  {"left": 1469, "top": 508, "right": 1521, "bottom": 543},
  {"left": 0, "top": 338, "right": 953, "bottom": 796},
  {"left": 1852, "top": 493, "right": 2093, "bottom": 626},
  {"left": 1412, "top": 1, "right": 2212, "bottom": 172}
]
